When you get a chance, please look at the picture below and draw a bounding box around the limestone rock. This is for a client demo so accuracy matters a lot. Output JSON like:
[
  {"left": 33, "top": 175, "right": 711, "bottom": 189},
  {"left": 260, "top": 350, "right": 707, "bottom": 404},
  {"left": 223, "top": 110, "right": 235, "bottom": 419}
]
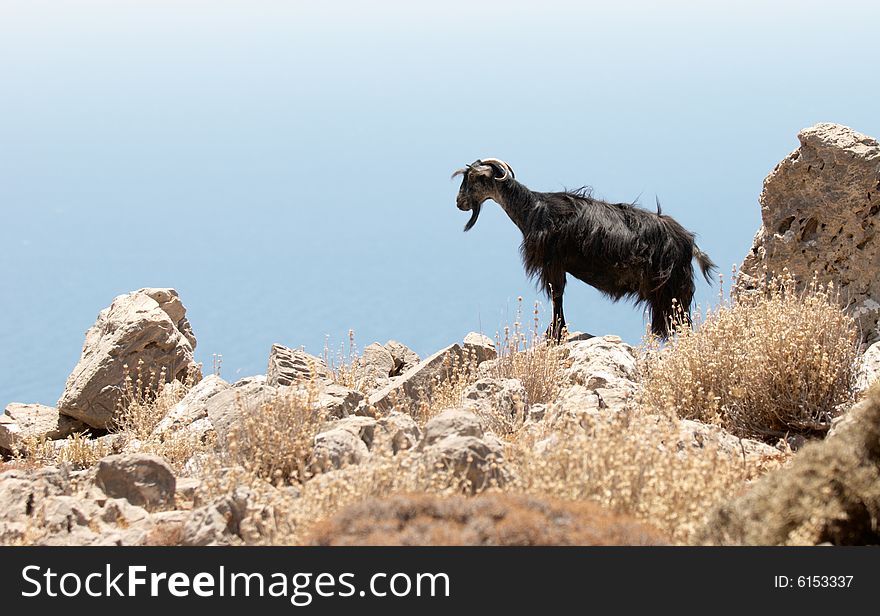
[
  {"left": 421, "top": 408, "right": 485, "bottom": 447},
  {"left": 0, "top": 403, "right": 88, "bottom": 453},
  {"left": 358, "top": 343, "right": 397, "bottom": 390},
  {"left": 310, "top": 428, "right": 371, "bottom": 472},
  {"left": 57, "top": 288, "right": 201, "bottom": 429},
  {"left": 463, "top": 332, "right": 497, "bottom": 364},
  {"left": 736, "top": 123, "right": 880, "bottom": 343},
  {"left": 369, "top": 344, "right": 464, "bottom": 412},
  {"left": 384, "top": 340, "right": 420, "bottom": 374},
  {"left": 205, "top": 382, "right": 278, "bottom": 442},
  {"left": 267, "top": 344, "right": 328, "bottom": 387},
  {"left": 318, "top": 383, "right": 364, "bottom": 418},
  {"left": 463, "top": 378, "right": 527, "bottom": 419},
  {"left": 856, "top": 341, "right": 880, "bottom": 392},
  {"left": 151, "top": 374, "right": 229, "bottom": 442},
  {"left": 95, "top": 454, "right": 176, "bottom": 512}
]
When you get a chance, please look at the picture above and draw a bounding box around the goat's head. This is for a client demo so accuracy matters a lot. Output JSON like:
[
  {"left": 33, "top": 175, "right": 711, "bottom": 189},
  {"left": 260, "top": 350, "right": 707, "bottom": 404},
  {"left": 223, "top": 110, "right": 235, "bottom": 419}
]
[{"left": 451, "top": 158, "right": 515, "bottom": 231}]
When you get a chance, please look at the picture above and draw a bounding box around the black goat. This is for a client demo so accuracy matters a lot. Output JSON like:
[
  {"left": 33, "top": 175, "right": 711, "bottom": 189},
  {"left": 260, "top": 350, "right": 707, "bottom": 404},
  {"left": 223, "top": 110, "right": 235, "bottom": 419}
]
[{"left": 452, "top": 158, "right": 716, "bottom": 339}]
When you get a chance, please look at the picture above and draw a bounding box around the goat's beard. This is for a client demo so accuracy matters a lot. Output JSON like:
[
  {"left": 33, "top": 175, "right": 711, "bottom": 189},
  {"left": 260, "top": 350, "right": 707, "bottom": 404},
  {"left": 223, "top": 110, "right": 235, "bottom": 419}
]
[{"left": 463, "top": 202, "right": 481, "bottom": 232}]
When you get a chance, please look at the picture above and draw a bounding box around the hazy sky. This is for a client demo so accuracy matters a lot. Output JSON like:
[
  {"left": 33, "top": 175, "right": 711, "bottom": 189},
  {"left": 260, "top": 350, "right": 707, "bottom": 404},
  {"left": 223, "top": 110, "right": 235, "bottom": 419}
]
[{"left": 2, "top": 1, "right": 879, "bottom": 405}]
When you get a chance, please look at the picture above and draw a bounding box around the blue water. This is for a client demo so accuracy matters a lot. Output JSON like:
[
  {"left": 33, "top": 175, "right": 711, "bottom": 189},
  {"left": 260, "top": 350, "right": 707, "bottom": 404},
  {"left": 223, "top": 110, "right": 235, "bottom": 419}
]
[{"left": 2, "top": 1, "right": 879, "bottom": 406}]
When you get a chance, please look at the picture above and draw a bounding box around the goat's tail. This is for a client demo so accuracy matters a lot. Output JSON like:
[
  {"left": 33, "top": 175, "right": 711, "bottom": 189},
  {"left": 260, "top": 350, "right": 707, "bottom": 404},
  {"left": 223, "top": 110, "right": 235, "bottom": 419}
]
[{"left": 693, "top": 245, "right": 717, "bottom": 285}]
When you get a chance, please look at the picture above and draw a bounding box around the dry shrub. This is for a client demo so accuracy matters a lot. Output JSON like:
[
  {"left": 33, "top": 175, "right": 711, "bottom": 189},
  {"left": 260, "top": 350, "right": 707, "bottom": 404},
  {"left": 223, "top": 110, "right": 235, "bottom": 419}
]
[
  {"left": 114, "top": 361, "right": 199, "bottom": 438},
  {"left": 508, "top": 409, "right": 781, "bottom": 543},
  {"left": 13, "top": 432, "right": 112, "bottom": 470},
  {"left": 225, "top": 385, "right": 326, "bottom": 486},
  {"left": 698, "top": 382, "right": 880, "bottom": 546},
  {"left": 639, "top": 271, "right": 859, "bottom": 439},
  {"left": 491, "top": 298, "right": 566, "bottom": 404},
  {"left": 305, "top": 493, "right": 667, "bottom": 546}
]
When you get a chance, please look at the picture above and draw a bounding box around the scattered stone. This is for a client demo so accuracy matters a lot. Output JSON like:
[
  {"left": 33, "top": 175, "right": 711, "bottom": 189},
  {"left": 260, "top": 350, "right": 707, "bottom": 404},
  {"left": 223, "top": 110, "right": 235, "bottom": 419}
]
[
  {"left": 267, "top": 344, "right": 328, "bottom": 387},
  {"left": 94, "top": 454, "right": 176, "bottom": 512},
  {"left": 736, "top": 123, "right": 880, "bottom": 343},
  {"left": 369, "top": 344, "right": 464, "bottom": 413},
  {"left": 0, "top": 403, "right": 88, "bottom": 454},
  {"left": 57, "top": 288, "right": 201, "bottom": 429}
]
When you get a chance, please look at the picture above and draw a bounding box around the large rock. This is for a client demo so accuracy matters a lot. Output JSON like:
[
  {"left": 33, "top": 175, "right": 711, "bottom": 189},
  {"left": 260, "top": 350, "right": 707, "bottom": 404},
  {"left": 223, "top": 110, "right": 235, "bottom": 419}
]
[
  {"left": 204, "top": 382, "right": 279, "bottom": 442},
  {"left": 856, "top": 341, "right": 880, "bottom": 392},
  {"left": 266, "top": 344, "right": 328, "bottom": 387},
  {"left": 369, "top": 344, "right": 464, "bottom": 412},
  {"left": 317, "top": 383, "right": 364, "bottom": 418},
  {"left": 57, "top": 288, "right": 201, "bottom": 429},
  {"left": 310, "top": 428, "right": 371, "bottom": 472},
  {"left": 384, "top": 340, "right": 420, "bottom": 374},
  {"left": 357, "top": 343, "right": 396, "bottom": 390},
  {"left": 0, "top": 403, "right": 88, "bottom": 453},
  {"left": 736, "top": 124, "right": 880, "bottom": 343},
  {"left": 151, "top": 374, "right": 229, "bottom": 442},
  {"left": 95, "top": 454, "right": 176, "bottom": 512},
  {"left": 418, "top": 408, "right": 505, "bottom": 492}
]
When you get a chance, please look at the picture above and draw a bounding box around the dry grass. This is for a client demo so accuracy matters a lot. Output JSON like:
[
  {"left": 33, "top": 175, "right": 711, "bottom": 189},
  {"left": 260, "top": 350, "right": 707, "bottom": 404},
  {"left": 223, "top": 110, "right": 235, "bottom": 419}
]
[
  {"left": 506, "top": 408, "right": 785, "bottom": 543},
  {"left": 698, "top": 382, "right": 880, "bottom": 545},
  {"left": 490, "top": 299, "right": 567, "bottom": 405},
  {"left": 305, "top": 493, "right": 668, "bottom": 546},
  {"left": 224, "top": 384, "right": 327, "bottom": 486},
  {"left": 639, "top": 270, "right": 860, "bottom": 439}
]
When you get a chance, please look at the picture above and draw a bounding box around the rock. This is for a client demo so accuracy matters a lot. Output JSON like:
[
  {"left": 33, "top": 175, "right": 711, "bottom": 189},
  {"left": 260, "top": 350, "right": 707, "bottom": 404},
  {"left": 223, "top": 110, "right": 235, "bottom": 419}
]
[
  {"left": 357, "top": 343, "right": 397, "bottom": 390},
  {"left": 421, "top": 409, "right": 485, "bottom": 447},
  {"left": 57, "top": 288, "right": 201, "bottom": 429},
  {"left": 330, "top": 416, "right": 377, "bottom": 449},
  {"left": 525, "top": 404, "right": 546, "bottom": 423},
  {"left": 736, "top": 123, "right": 880, "bottom": 343},
  {"left": 678, "top": 419, "right": 785, "bottom": 462},
  {"left": 317, "top": 383, "right": 364, "bottom": 418},
  {"left": 552, "top": 336, "right": 638, "bottom": 418},
  {"left": 0, "top": 403, "right": 88, "bottom": 453},
  {"left": 205, "top": 382, "right": 278, "bottom": 442},
  {"left": 384, "top": 340, "right": 420, "bottom": 374},
  {"left": 421, "top": 435, "right": 505, "bottom": 492},
  {"left": 310, "top": 428, "right": 371, "bottom": 472},
  {"left": 856, "top": 341, "right": 880, "bottom": 392},
  {"left": 698, "top": 383, "right": 880, "bottom": 546},
  {"left": 94, "top": 454, "right": 176, "bottom": 512},
  {"left": 463, "top": 378, "right": 527, "bottom": 418},
  {"left": 151, "top": 374, "right": 229, "bottom": 441},
  {"left": 369, "top": 344, "right": 464, "bottom": 412},
  {"left": 267, "top": 344, "right": 328, "bottom": 387},
  {"left": 463, "top": 332, "right": 497, "bottom": 364},
  {"left": 181, "top": 487, "right": 250, "bottom": 546},
  {"left": 374, "top": 412, "right": 421, "bottom": 455}
]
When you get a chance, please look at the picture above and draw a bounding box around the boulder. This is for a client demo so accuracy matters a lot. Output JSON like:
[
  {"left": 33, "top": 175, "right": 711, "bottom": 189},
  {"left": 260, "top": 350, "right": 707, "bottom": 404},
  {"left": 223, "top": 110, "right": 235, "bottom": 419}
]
[
  {"left": 369, "top": 344, "right": 464, "bottom": 412},
  {"left": 463, "top": 378, "right": 527, "bottom": 418},
  {"left": 317, "top": 383, "right": 364, "bottom": 418},
  {"left": 374, "top": 412, "right": 421, "bottom": 455},
  {"left": 310, "top": 428, "right": 371, "bottom": 472},
  {"left": 856, "top": 341, "right": 880, "bottom": 392},
  {"left": 151, "top": 374, "right": 229, "bottom": 441},
  {"left": 94, "top": 454, "right": 176, "bottom": 512},
  {"left": 384, "top": 340, "right": 420, "bottom": 374},
  {"left": 357, "top": 343, "right": 397, "bottom": 390},
  {"left": 204, "top": 382, "right": 278, "bottom": 442},
  {"left": 267, "top": 344, "right": 328, "bottom": 387},
  {"left": 736, "top": 123, "right": 880, "bottom": 343},
  {"left": 57, "top": 288, "right": 201, "bottom": 429},
  {"left": 421, "top": 408, "right": 485, "bottom": 447},
  {"left": 0, "top": 403, "right": 88, "bottom": 453},
  {"left": 463, "top": 332, "right": 497, "bottom": 364}
]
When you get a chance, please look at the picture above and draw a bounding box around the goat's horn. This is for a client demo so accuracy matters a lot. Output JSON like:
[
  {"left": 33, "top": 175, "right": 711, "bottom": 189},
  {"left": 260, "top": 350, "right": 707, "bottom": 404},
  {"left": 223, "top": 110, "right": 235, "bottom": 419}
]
[{"left": 479, "top": 158, "right": 514, "bottom": 181}]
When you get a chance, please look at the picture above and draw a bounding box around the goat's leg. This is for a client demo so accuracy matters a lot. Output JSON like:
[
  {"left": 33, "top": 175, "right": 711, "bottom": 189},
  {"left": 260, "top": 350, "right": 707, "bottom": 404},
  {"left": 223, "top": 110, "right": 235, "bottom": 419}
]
[{"left": 544, "top": 275, "right": 567, "bottom": 342}]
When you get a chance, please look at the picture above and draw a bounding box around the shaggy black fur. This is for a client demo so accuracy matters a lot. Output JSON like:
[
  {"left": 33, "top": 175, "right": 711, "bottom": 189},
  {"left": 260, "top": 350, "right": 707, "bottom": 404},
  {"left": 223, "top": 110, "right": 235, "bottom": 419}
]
[{"left": 453, "top": 159, "right": 716, "bottom": 339}]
